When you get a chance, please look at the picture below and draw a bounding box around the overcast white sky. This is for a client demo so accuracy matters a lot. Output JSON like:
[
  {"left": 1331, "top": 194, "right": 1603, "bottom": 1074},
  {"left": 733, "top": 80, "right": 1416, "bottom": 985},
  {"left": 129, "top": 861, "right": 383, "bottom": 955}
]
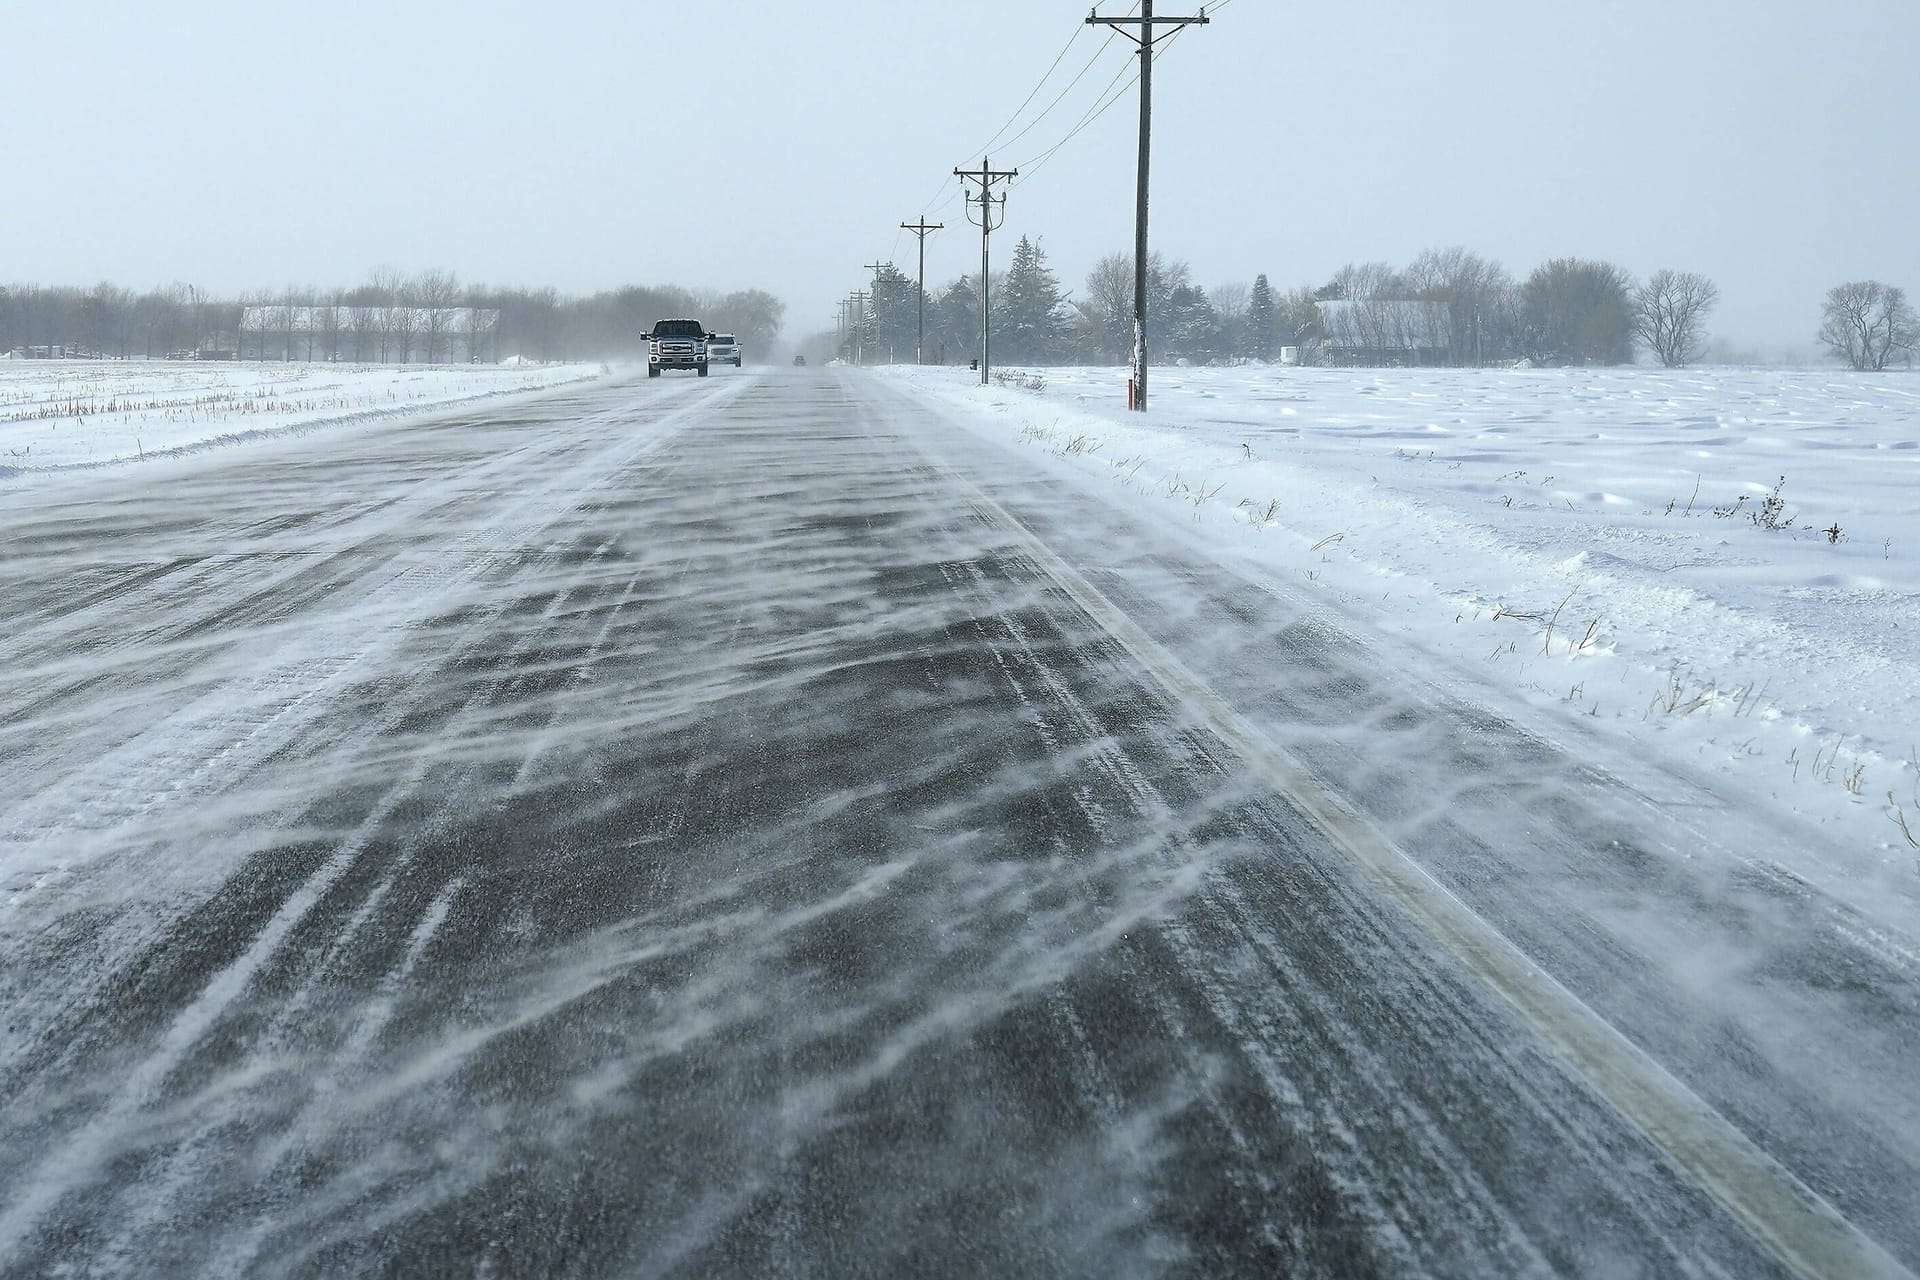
[{"left": 10, "top": 0, "right": 1917, "bottom": 353}]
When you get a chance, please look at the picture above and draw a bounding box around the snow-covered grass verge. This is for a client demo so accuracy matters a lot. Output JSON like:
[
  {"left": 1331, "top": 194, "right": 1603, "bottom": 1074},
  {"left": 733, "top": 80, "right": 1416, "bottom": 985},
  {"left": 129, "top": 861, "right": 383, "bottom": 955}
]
[
  {"left": 879, "top": 362, "right": 1920, "bottom": 899},
  {"left": 0, "top": 360, "right": 609, "bottom": 475}
]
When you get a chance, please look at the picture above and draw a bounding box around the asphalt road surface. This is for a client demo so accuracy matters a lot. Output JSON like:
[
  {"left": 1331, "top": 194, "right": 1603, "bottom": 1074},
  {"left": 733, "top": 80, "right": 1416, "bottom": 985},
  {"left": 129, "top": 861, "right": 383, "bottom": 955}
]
[{"left": 2, "top": 368, "right": 1915, "bottom": 1278}]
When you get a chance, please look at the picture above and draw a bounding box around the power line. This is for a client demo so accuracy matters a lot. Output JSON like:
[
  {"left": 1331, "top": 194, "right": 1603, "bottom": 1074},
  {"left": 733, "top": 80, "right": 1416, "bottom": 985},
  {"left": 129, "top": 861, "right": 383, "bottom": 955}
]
[
  {"left": 1012, "top": 48, "right": 1141, "bottom": 176},
  {"left": 984, "top": 27, "right": 1123, "bottom": 159},
  {"left": 969, "top": 22, "right": 1089, "bottom": 159},
  {"left": 1014, "top": 20, "right": 1194, "bottom": 179},
  {"left": 899, "top": 8, "right": 1134, "bottom": 250}
]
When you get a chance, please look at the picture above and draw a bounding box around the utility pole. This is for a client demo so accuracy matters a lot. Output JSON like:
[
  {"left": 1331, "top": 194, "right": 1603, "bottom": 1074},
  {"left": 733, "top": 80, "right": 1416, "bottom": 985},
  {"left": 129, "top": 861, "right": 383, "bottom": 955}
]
[
  {"left": 863, "top": 262, "right": 894, "bottom": 363},
  {"left": 901, "top": 218, "right": 943, "bottom": 364},
  {"left": 850, "top": 290, "right": 869, "bottom": 365},
  {"left": 954, "top": 157, "right": 1017, "bottom": 386},
  {"left": 1087, "top": 0, "right": 1209, "bottom": 411}
]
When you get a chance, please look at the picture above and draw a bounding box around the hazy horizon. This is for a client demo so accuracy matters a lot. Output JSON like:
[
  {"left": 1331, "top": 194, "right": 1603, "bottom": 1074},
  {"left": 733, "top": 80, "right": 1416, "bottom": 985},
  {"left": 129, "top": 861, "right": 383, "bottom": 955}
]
[{"left": 9, "top": 0, "right": 1918, "bottom": 354}]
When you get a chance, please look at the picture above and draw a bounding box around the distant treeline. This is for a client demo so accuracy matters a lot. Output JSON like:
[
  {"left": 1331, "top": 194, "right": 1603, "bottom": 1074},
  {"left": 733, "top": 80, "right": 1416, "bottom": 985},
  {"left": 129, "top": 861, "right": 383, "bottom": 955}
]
[
  {"left": 837, "top": 241, "right": 1915, "bottom": 371},
  {"left": 0, "top": 273, "right": 786, "bottom": 363},
  {"left": 837, "top": 243, "right": 1677, "bottom": 369}
]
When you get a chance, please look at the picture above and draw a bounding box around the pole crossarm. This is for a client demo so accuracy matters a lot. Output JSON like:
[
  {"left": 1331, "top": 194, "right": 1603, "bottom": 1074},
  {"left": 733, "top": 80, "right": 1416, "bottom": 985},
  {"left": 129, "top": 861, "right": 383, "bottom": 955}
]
[
  {"left": 954, "top": 162, "right": 1017, "bottom": 231},
  {"left": 1086, "top": 7, "right": 1208, "bottom": 45}
]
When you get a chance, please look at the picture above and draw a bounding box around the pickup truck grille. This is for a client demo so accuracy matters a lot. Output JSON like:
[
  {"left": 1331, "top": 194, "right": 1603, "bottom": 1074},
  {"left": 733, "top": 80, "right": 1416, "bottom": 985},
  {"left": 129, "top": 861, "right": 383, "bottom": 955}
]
[{"left": 657, "top": 340, "right": 698, "bottom": 358}]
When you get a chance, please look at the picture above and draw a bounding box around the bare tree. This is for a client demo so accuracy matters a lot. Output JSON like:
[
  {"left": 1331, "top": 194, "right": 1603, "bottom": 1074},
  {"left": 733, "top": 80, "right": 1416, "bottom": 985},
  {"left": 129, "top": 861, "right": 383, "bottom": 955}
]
[
  {"left": 1083, "top": 252, "right": 1135, "bottom": 362},
  {"left": 364, "top": 267, "right": 405, "bottom": 362},
  {"left": 1267, "top": 284, "right": 1321, "bottom": 362},
  {"left": 463, "top": 285, "right": 497, "bottom": 363},
  {"left": 108, "top": 285, "right": 138, "bottom": 357},
  {"left": 133, "top": 289, "right": 177, "bottom": 357},
  {"left": 1818, "top": 280, "right": 1915, "bottom": 371},
  {"left": 1200, "top": 282, "right": 1246, "bottom": 362},
  {"left": 342, "top": 278, "right": 388, "bottom": 361},
  {"left": 1079, "top": 250, "right": 1191, "bottom": 363},
  {"left": 1632, "top": 269, "right": 1720, "bottom": 367},
  {"left": 1323, "top": 261, "right": 1408, "bottom": 359},
  {"left": 1208, "top": 281, "right": 1249, "bottom": 321},
  {"left": 274, "top": 285, "right": 303, "bottom": 361},
  {"left": 415, "top": 269, "right": 462, "bottom": 362},
  {"left": 317, "top": 291, "right": 344, "bottom": 361},
  {"left": 1407, "top": 246, "right": 1512, "bottom": 365}
]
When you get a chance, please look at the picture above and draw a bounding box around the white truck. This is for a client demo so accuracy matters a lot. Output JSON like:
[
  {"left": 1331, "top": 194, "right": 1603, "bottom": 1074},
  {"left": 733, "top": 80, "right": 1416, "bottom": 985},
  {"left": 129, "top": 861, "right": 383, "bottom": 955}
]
[{"left": 646, "top": 318, "right": 713, "bottom": 377}]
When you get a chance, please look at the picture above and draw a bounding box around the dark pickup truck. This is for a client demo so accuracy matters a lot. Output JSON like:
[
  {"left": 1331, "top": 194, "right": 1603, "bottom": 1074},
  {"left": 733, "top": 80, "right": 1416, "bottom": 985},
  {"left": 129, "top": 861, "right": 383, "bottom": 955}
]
[{"left": 646, "top": 318, "right": 712, "bottom": 377}]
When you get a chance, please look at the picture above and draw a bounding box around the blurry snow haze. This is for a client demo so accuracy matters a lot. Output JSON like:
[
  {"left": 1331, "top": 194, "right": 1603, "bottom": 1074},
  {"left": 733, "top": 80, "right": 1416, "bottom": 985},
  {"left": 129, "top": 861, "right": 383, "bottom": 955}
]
[{"left": 5, "top": 0, "right": 1920, "bottom": 351}]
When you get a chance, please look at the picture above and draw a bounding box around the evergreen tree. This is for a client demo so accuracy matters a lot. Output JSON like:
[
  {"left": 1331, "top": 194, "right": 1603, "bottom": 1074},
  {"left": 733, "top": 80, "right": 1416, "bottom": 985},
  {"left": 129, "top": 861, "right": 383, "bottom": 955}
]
[
  {"left": 1163, "top": 284, "right": 1224, "bottom": 364},
  {"left": 865, "top": 263, "right": 918, "bottom": 363},
  {"left": 1247, "top": 273, "right": 1277, "bottom": 359},
  {"left": 994, "top": 236, "right": 1070, "bottom": 364},
  {"left": 931, "top": 276, "right": 978, "bottom": 366}
]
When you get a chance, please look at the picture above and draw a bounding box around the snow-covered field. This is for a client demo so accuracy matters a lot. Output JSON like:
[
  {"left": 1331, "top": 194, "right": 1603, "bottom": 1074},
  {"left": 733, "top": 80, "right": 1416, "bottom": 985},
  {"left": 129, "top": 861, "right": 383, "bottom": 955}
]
[
  {"left": 0, "top": 359, "right": 607, "bottom": 474},
  {"left": 881, "top": 363, "right": 1920, "bottom": 911}
]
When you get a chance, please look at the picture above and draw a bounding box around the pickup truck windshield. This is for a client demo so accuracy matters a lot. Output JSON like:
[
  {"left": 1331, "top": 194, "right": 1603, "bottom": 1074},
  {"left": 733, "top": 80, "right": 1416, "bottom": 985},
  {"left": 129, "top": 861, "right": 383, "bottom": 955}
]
[{"left": 652, "top": 320, "right": 705, "bottom": 338}]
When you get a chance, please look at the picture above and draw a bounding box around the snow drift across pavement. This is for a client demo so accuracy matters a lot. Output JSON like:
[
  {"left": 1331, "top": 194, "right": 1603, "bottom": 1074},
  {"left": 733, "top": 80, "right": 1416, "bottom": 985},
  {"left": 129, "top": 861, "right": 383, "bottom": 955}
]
[{"left": 879, "top": 362, "right": 1920, "bottom": 919}]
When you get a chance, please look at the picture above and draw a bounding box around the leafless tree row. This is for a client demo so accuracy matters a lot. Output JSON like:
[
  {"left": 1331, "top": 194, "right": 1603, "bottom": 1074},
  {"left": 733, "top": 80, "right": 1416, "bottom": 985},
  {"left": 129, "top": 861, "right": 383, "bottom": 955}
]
[{"left": 2, "top": 270, "right": 787, "bottom": 365}]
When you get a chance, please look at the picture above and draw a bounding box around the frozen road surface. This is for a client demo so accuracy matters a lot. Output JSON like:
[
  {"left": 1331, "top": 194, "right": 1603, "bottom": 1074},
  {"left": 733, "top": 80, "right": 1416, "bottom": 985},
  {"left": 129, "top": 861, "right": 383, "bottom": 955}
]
[{"left": 2, "top": 369, "right": 1916, "bottom": 1277}]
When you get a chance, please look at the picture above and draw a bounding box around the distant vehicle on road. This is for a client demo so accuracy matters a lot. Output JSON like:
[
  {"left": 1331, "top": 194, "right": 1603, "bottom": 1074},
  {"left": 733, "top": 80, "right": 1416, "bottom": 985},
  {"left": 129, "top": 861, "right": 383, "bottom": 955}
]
[
  {"left": 706, "top": 334, "right": 742, "bottom": 367},
  {"left": 646, "top": 318, "right": 712, "bottom": 377},
  {"left": 793, "top": 353, "right": 807, "bottom": 366}
]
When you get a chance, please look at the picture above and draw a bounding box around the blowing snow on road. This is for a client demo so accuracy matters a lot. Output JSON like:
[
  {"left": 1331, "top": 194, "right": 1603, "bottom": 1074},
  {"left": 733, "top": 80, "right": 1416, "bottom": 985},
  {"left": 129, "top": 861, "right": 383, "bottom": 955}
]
[{"left": 2, "top": 365, "right": 1917, "bottom": 1277}]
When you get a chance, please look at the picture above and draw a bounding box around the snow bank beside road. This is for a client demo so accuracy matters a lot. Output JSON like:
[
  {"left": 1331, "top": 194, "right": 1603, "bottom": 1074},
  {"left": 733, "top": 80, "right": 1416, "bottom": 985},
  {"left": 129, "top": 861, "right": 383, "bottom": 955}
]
[
  {"left": 879, "top": 363, "right": 1920, "bottom": 904},
  {"left": 0, "top": 360, "right": 608, "bottom": 475}
]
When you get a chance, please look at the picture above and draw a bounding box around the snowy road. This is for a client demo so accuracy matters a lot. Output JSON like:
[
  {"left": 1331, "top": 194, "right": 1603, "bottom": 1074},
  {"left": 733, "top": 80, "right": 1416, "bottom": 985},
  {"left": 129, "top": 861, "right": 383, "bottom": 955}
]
[{"left": 1, "top": 369, "right": 1915, "bottom": 1277}]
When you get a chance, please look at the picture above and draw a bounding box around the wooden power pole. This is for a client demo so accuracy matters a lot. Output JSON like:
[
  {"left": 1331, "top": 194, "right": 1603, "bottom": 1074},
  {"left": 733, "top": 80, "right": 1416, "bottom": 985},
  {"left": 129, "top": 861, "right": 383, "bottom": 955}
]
[
  {"left": 1087, "top": 0, "right": 1208, "bottom": 411},
  {"left": 863, "top": 262, "right": 894, "bottom": 363},
  {"left": 901, "top": 218, "right": 943, "bottom": 364},
  {"left": 954, "top": 158, "right": 1017, "bottom": 387},
  {"left": 850, "top": 290, "right": 869, "bottom": 364}
]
